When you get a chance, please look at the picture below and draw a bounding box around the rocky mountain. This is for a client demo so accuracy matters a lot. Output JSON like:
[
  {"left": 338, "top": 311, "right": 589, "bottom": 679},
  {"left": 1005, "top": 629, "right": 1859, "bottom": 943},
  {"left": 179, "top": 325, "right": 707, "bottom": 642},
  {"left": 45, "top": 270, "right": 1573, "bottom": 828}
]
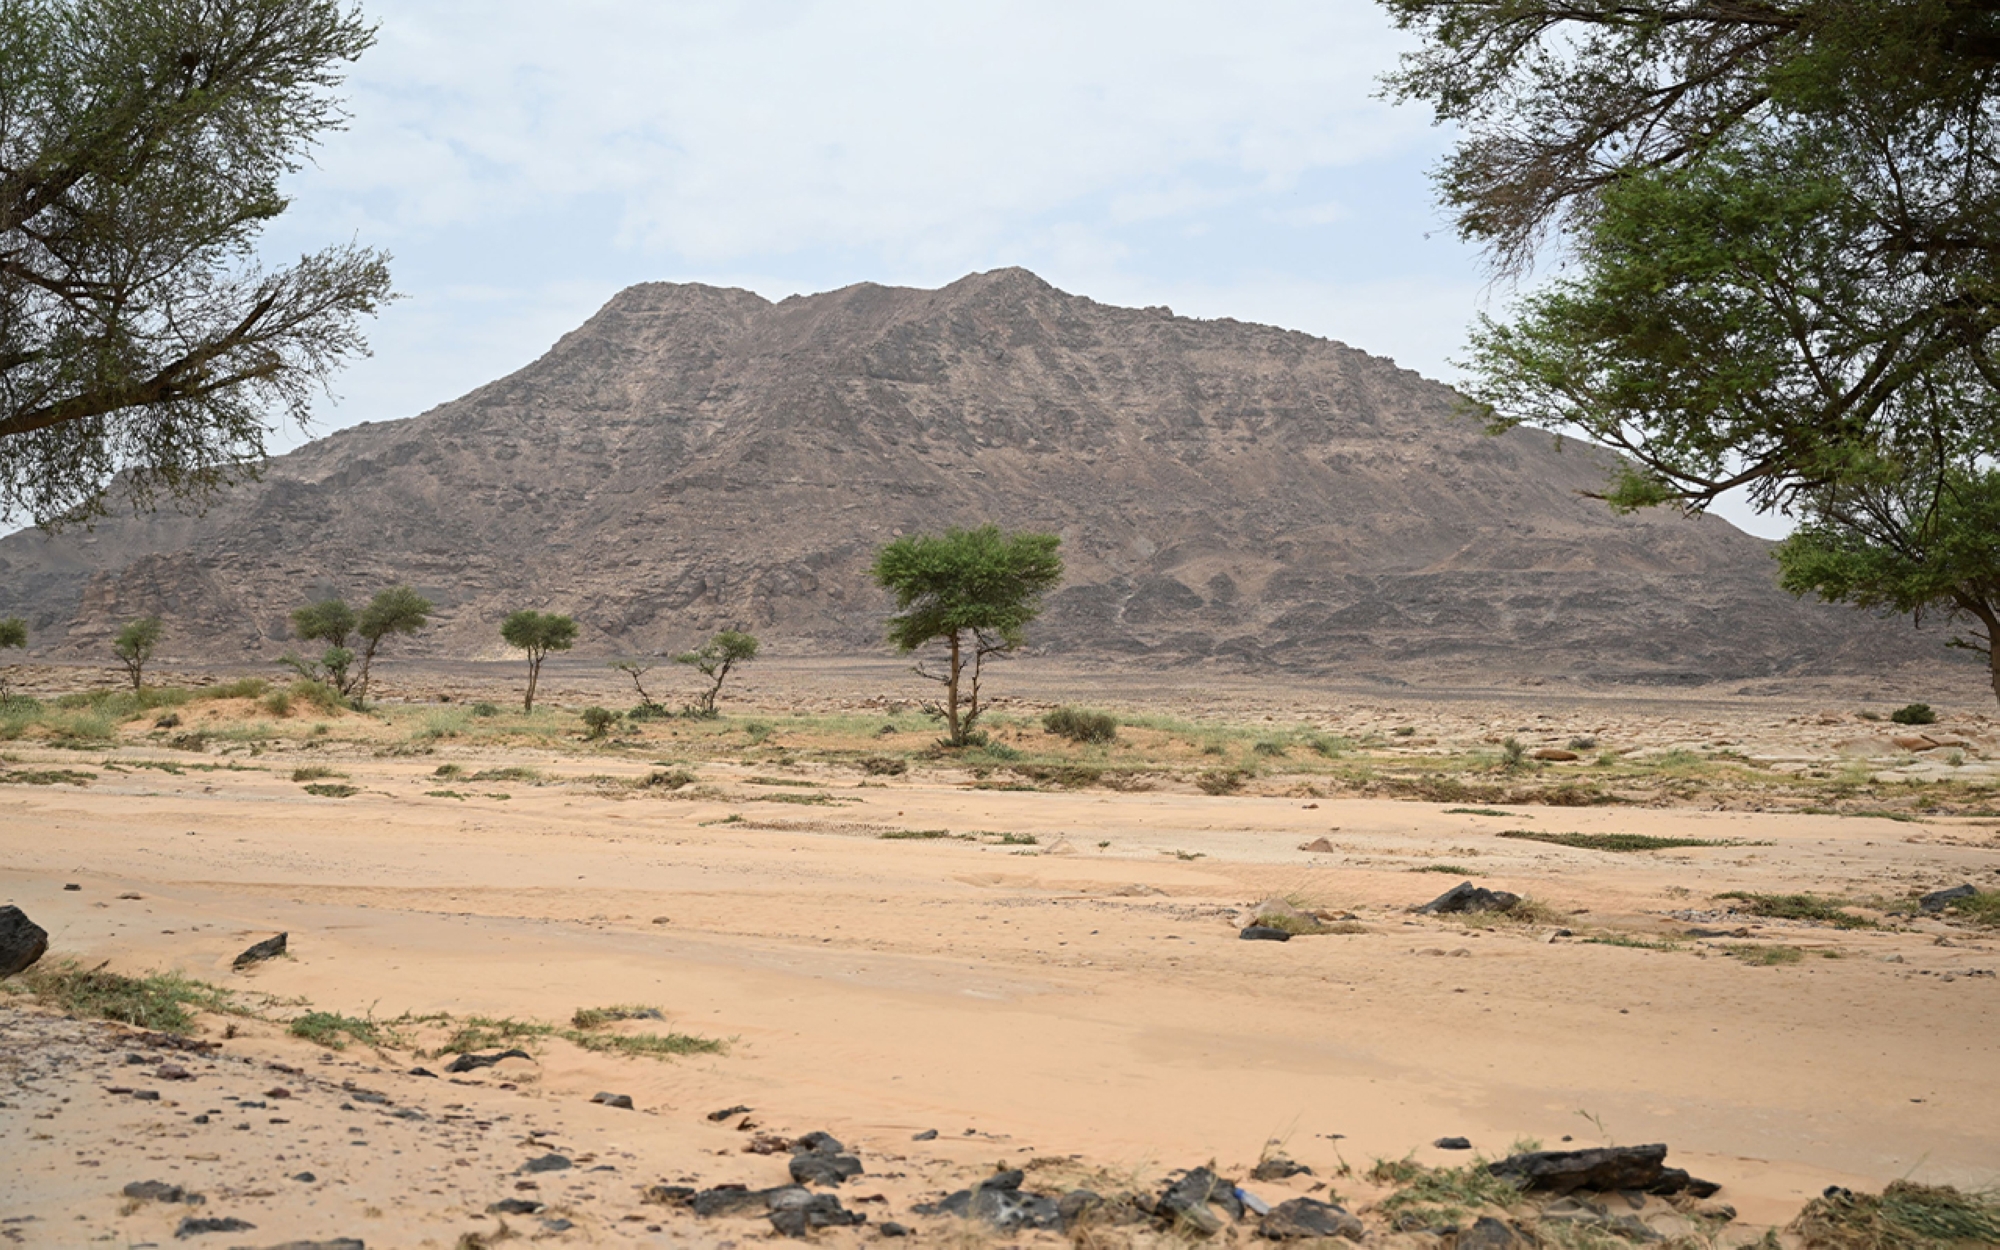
[{"left": 0, "top": 268, "right": 1922, "bottom": 683}]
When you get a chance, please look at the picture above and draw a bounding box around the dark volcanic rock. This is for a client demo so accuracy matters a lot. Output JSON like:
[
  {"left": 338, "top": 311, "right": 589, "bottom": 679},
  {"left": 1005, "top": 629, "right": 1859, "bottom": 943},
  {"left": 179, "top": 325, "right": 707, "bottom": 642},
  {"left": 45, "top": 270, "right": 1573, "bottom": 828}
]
[
  {"left": 175, "top": 1215, "right": 255, "bottom": 1237},
  {"left": 1240, "top": 925, "right": 1293, "bottom": 942},
  {"left": 0, "top": 269, "right": 1925, "bottom": 688},
  {"left": 1489, "top": 1144, "right": 1717, "bottom": 1198},
  {"left": 692, "top": 1185, "right": 798, "bottom": 1218},
  {"left": 487, "top": 1199, "right": 544, "bottom": 1215},
  {"left": 123, "top": 1180, "right": 203, "bottom": 1205},
  {"left": 518, "top": 1153, "right": 571, "bottom": 1174},
  {"left": 1417, "top": 882, "right": 1522, "bottom": 915},
  {"left": 1922, "top": 884, "right": 1978, "bottom": 912},
  {"left": 0, "top": 905, "right": 49, "bottom": 977},
  {"left": 231, "top": 933, "right": 286, "bottom": 969},
  {"left": 1259, "top": 1197, "right": 1364, "bottom": 1241},
  {"left": 768, "top": 1188, "right": 866, "bottom": 1237},
  {"left": 706, "top": 1104, "right": 752, "bottom": 1121},
  {"left": 1435, "top": 1136, "right": 1473, "bottom": 1150},
  {"left": 1250, "top": 1156, "right": 1312, "bottom": 1180},
  {"left": 917, "top": 1170, "right": 1063, "bottom": 1232},
  {"left": 445, "top": 1048, "right": 531, "bottom": 1073},
  {"left": 788, "top": 1151, "right": 863, "bottom": 1187},
  {"left": 1456, "top": 1215, "right": 1522, "bottom": 1248}
]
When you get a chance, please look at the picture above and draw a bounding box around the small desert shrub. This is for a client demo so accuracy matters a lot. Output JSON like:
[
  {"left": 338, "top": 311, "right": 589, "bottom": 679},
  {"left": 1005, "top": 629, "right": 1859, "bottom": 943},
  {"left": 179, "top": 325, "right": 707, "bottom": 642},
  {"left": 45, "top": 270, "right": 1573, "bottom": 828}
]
[
  {"left": 1500, "top": 737, "right": 1527, "bottom": 768},
  {"left": 469, "top": 766, "right": 539, "bottom": 783},
  {"left": 1196, "top": 767, "right": 1250, "bottom": 795},
  {"left": 416, "top": 708, "right": 470, "bottom": 740},
  {"left": 204, "top": 678, "right": 269, "bottom": 700},
  {"left": 570, "top": 1003, "right": 663, "bottom": 1029},
  {"left": 290, "top": 766, "right": 346, "bottom": 782},
  {"left": 302, "top": 782, "right": 360, "bottom": 798},
  {"left": 1891, "top": 702, "right": 1938, "bottom": 726},
  {"left": 1043, "top": 707, "right": 1117, "bottom": 744},
  {"left": 1791, "top": 1180, "right": 2000, "bottom": 1247},
  {"left": 288, "top": 679, "right": 346, "bottom": 714},
  {"left": 1369, "top": 1159, "right": 1521, "bottom": 1225},
  {"left": 469, "top": 701, "right": 501, "bottom": 717},
  {"left": 1714, "top": 891, "right": 1877, "bottom": 929},
  {"left": 643, "top": 767, "right": 696, "bottom": 790},
  {"left": 433, "top": 763, "right": 465, "bottom": 778},
  {"left": 1496, "top": 830, "right": 1763, "bottom": 852},
  {"left": 1567, "top": 735, "right": 1598, "bottom": 750},
  {"left": 290, "top": 1011, "right": 399, "bottom": 1050},
  {"left": 260, "top": 689, "right": 293, "bottom": 716},
  {"left": 741, "top": 721, "right": 772, "bottom": 743},
  {"left": 1725, "top": 943, "right": 1806, "bottom": 966},
  {"left": 1013, "top": 763, "right": 1101, "bottom": 788},
  {"left": 1942, "top": 890, "right": 2000, "bottom": 927},
  {"left": 580, "top": 706, "right": 618, "bottom": 739},
  {"left": 859, "top": 755, "right": 907, "bottom": 776},
  {"left": 879, "top": 828, "right": 957, "bottom": 840},
  {"left": 1304, "top": 734, "right": 1348, "bottom": 757},
  {"left": 13, "top": 958, "right": 236, "bottom": 1033},
  {"left": 1251, "top": 738, "right": 1289, "bottom": 757},
  {"left": 625, "top": 702, "right": 673, "bottom": 722}
]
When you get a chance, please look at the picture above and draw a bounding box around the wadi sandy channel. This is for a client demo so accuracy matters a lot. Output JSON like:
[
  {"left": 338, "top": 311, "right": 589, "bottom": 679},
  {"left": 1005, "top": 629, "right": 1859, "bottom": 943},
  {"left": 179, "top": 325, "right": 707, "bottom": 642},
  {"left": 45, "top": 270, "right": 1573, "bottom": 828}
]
[{"left": 2, "top": 660, "right": 1998, "bottom": 1247}]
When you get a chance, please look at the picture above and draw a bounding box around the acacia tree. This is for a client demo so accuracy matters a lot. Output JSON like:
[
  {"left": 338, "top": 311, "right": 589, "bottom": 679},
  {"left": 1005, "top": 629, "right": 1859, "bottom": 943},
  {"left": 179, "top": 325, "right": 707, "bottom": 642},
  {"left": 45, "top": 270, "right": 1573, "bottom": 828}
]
[
  {"left": 286, "top": 596, "right": 357, "bottom": 693},
  {"left": 500, "top": 609, "right": 576, "bottom": 713},
  {"left": 674, "top": 630, "right": 758, "bottom": 717},
  {"left": 0, "top": 616, "right": 24, "bottom": 697},
  {"left": 1778, "top": 461, "right": 2000, "bottom": 707},
  {"left": 112, "top": 615, "right": 162, "bottom": 691},
  {"left": 608, "top": 658, "right": 663, "bottom": 714},
  {"left": 0, "top": 0, "right": 392, "bottom": 527},
  {"left": 353, "top": 585, "right": 431, "bottom": 701},
  {"left": 1382, "top": 1, "right": 2000, "bottom": 515},
  {"left": 871, "top": 526, "right": 1062, "bottom": 747}
]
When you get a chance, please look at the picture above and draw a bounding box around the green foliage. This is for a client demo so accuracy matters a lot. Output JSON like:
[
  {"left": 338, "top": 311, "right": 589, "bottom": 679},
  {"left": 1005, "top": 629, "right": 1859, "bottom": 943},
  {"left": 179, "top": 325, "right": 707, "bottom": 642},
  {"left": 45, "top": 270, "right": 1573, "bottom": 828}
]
[
  {"left": 0, "top": 0, "right": 391, "bottom": 526},
  {"left": 1370, "top": 1158, "right": 1521, "bottom": 1225},
  {"left": 1499, "top": 736, "right": 1526, "bottom": 769},
  {"left": 871, "top": 526, "right": 1063, "bottom": 746},
  {"left": 580, "top": 706, "right": 618, "bottom": 739},
  {"left": 1725, "top": 944, "right": 1806, "bottom": 967},
  {"left": 111, "top": 616, "right": 163, "bottom": 690},
  {"left": 1195, "top": 767, "right": 1250, "bottom": 795},
  {"left": 0, "top": 767, "right": 94, "bottom": 785},
  {"left": 858, "top": 755, "right": 908, "bottom": 776},
  {"left": 14, "top": 957, "right": 236, "bottom": 1033},
  {"left": 1386, "top": 2, "right": 2000, "bottom": 526},
  {"left": 1715, "top": 891, "right": 1877, "bottom": 929},
  {"left": 0, "top": 618, "right": 24, "bottom": 652},
  {"left": 499, "top": 610, "right": 577, "bottom": 712},
  {"left": 290, "top": 765, "right": 344, "bottom": 781},
  {"left": 1043, "top": 706, "right": 1117, "bottom": 744},
  {"left": 469, "top": 701, "right": 500, "bottom": 717},
  {"left": 289, "top": 1011, "right": 398, "bottom": 1050},
  {"left": 292, "top": 598, "right": 356, "bottom": 649},
  {"left": 609, "top": 658, "right": 664, "bottom": 714},
  {"left": 1941, "top": 890, "right": 2000, "bottom": 928},
  {"left": 287, "top": 587, "right": 429, "bottom": 701},
  {"left": 1890, "top": 702, "right": 1939, "bottom": 725},
  {"left": 673, "top": 630, "right": 759, "bottom": 715},
  {"left": 301, "top": 781, "right": 358, "bottom": 798}
]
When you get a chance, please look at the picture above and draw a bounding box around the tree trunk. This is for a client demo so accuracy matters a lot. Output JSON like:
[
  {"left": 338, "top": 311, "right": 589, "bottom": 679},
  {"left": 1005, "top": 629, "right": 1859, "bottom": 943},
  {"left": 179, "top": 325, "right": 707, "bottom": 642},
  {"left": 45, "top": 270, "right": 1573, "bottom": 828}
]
[
  {"left": 356, "top": 638, "right": 380, "bottom": 704},
  {"left": 524, "top": 653, "right": 541, "bottom": 712},
  {"left": 945, "top": 632, "right": 964, "bottom": 744}
]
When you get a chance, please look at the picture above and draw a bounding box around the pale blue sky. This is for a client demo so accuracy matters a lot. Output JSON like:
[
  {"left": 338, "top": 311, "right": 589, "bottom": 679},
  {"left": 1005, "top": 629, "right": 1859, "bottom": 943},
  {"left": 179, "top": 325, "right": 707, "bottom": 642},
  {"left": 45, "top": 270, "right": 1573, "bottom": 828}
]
[{"left": 260, "top": 0, "right": 1786, "bottom": 537}]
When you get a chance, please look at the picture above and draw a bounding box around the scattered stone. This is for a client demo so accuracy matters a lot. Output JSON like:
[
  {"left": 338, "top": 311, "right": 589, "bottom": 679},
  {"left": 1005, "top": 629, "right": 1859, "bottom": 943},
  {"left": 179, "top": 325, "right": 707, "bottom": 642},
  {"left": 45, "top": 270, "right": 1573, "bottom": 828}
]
[
  {"left": 1455, "top": 1215, "right": 1521, "bottom": 1248},
  {"left": 265, "top": 1087, "right": 291, "bottom": 1099},
  {"left": 132, "top": 1089, "right": 160, "bottom": 1101},
  {"left": 290, "top": 1172, "right": 316, "bottom": 1183},
  {"left": 487, "top": 1199, "right": 543, "bottom": 1215},
  {"left": 156, "top": 1064, "right": 193, "bottom": 1081},
  {"left": 1489, "top": 1144, "right": 1717, "bottom": 1198},
  {"left": 63, "top": 883, "right": 80, "bottom": 892},
  {"left": 118, "top": 892, "right": 143, "bottom": 900},
  {"left": 1156, "top": 1166, "right": 1240, "bottom": 1234},
  {"left": 518, "top": 1153, "right": 571, "bottom": 1174},
  {"left": 1417, "top": 882, "right": 1522, "bottom": 915},
  {"left": 745, "top": 1134, "right": 794, "bottom": 1155},
  {"left": 692, "top": 1185, "right": 792, "bottom": 1218},
  {"left": 239, "top": 1241, "right": 364, "bottom": 1250},
  {"left": 175, "top": 1215, "right": 255, "bottom": 1237},
  {"left": 768, "top": 1188, "right": 867, "bottom": 1237},
  {"left": 794, "top": 1131, "right": 846, "bottom": 1155},
  {"left": 922, "top": 1170, "right": 1065, "bottom": 1232},
  {"left": 879, "top": 1221, "right": 909, "bottom": 1236},
  {"left": 1299, "top": 837, "right": 1336, "bottom": 853},
  {"left": 123, "top": 1180, "right": 203, "bottom": 1205},
  {"left": 1259, "top": 1197, "right": 1364, "bottom": 1241},
  {"left": 407, "top": 1067, "right": 437, "bottom": 1078},
  {"left": 445, "top": 1048, "right": 531, "bottom": 1073},
  {"left": 231, "top": 933, "right": 287, "bottom": 969},
  {"left": 789, "top": 1151, "right": 864, "bottom": 1187},
  {"left": 1922, "top": 884, "right": 1978, "bottom": 912},
  {"left": 590, "top": 1091, "right": 634, "bottom": 1109},
  {"left": 911, "top": 1129, "right": 938, "bottom": 1141},
  {"left": 644, "top": 1185, "right": 696, "bottom": 1206},
  {"left": 1240, "top": 925, "right": 1292, "bottom": 942},
  {"left": 707, "top": 1104, "right": 752, "bottom": 1121},
  {"left": 1529, "top": 748, "right": 1579, "bottom": 761},
  {"left": 1434, "top": 1136, "right": 1472, "bottom": 1151},
  {"left": 0, "top": 905, "right": 49, "bottom": 977},
  {"left": 1250, "top": 1156, "right": 1312, "bottom": 1181}
]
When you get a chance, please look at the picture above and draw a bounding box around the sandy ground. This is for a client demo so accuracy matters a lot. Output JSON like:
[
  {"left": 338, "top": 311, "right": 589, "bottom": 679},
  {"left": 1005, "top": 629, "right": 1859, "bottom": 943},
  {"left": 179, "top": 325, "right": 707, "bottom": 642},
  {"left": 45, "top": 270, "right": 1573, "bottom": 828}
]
[{"left": 3, "top": 672, "right": 2000, "bottom": 1247}]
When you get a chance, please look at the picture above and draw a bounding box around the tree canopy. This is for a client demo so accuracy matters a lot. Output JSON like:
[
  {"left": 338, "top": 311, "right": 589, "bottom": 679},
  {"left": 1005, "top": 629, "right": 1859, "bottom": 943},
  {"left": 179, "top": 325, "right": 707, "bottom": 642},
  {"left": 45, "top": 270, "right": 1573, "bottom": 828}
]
[
  {"left": 872, "top": 525, "right": 1062, "bottom": 746},
  {"left": 112, "top": 614, "right": 162, "bottom": 690},
  {"left": 1382, "top": 1, "right": 2000, "bottom": 515},
  {"left": 1, "top": 0, "right": 391, "bottom": 527}
]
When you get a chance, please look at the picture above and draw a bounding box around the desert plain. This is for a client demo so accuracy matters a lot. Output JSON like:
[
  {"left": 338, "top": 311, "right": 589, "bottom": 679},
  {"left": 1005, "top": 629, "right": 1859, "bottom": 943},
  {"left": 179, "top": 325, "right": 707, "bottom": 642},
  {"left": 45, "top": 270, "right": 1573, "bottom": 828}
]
[{"left": 2, "top": 658, "right": 1998, "bottom": 1248}]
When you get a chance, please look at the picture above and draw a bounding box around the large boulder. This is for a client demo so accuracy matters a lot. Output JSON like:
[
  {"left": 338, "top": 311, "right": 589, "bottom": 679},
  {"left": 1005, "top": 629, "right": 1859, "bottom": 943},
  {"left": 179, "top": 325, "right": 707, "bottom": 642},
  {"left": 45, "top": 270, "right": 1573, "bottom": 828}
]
[
  {"left": 1488, "top": 1144, "right": 1718, "bottom": 1197},
  {"left": 1416, "top": 883, "right": 1521, "bottom": 915},
  {"left": 0, "top": 905, "right": 48, "bottom": 977}
]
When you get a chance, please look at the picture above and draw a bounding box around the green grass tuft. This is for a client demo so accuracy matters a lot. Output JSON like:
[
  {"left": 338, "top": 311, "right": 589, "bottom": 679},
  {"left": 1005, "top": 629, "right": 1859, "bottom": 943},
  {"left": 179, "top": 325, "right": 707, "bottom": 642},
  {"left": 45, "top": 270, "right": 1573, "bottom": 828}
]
[
  {"left": 1715, "top": 891, "right": 1878, "bottom": 929},
  {"left": 1444, "top": 807, "right": 1512, "bottom": 817},
  {"left": 12, "top": 958, "right": 237, "bottom": 1033},
  {"left": 290, "top": 765, "right": 346, "bottom": 782},
  {"left": 0, "top": 767, "right": 94, "bottom": 785},
  {"left": 1724, "top": 943, "right": 1806, "bottom": 966},
  {"left": 1496, "top": 829, "right": 1764, "bottom": 852},
  {"left": 289, "top": 1011, "right": 401, "bottom": 1050},
  {"left": 301, "top": 782, "right": 359, "bottom": 798},
  {"left": 1791, "top": 1180, "right": 2000, "bottom": 1248}
]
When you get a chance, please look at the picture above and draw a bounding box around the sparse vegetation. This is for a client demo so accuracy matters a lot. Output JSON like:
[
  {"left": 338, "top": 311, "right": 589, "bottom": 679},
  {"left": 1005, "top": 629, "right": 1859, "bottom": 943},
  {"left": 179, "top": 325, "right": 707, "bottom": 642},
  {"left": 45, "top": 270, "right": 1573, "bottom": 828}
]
[
  {"left": 0, "top": 767, "right": 94, "bottom": 785},
  {"left": 1791, "top": 1180, "right": 2000, "bottom": 1248},
  {"left": 580, "top": 706, "right": 618, "bottom": 739},
  {"left": 1714, "top": 891, "right": 1878, "bottom": 929},
  {"left": 1196, "top": 767, "right": 1250, "bottom": 795},
  {"left": 0, "top": 617, "right": 24, "bottom": 697},
  {"left": 1445, "top": 807, "right": 1511, "bottom": 817},
  {"left": 643, "top": 767, "right": 696, "bottom": 790},
  {"left": 289, "top": 1011, "right": 400, "bottom": 1050},
  {"left": 1369, "top": 1158, "right": 1521, "bottom": 1225},
  {"left": 1942, "top": 890, "right": 2000, "bottom": 927},
  {"left": 10, "top": 958, "right": 237, "bottom": 1033},
  {"left": 1890, "top": 702, "right": 1939, "bottom": 725},
  {"left": 1044, "top": 706, "right": 1117, "bottom": 744},
  {"left": 859, "top": 755, "right": 907, "bottom": 776},
  {"left": 301, "top": 781, "right": 359, "bottom": 798},
  {"left": 1724, "top": 943, "right": 1807, "bottom": 966},
  {"left": 290, "top": 765, "right": 345, "bottom": 782},
  {"left": 1496, "top": 829, "right": 1763, "bottom": 852}
]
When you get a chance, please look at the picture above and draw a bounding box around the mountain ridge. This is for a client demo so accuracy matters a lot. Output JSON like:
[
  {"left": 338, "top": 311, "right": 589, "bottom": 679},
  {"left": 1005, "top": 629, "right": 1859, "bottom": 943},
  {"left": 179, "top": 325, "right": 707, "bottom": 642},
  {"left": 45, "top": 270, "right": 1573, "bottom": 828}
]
[{"left": 0, "top": 267, "right": 1924, "bottom": 683}]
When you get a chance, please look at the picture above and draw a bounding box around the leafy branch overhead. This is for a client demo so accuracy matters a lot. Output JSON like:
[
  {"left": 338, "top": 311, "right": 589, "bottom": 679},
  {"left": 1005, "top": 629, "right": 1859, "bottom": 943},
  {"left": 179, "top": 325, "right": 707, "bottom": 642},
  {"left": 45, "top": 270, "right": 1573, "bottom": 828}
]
[{"left": 0, "top": 0, "right": 392, "bottom": 526}]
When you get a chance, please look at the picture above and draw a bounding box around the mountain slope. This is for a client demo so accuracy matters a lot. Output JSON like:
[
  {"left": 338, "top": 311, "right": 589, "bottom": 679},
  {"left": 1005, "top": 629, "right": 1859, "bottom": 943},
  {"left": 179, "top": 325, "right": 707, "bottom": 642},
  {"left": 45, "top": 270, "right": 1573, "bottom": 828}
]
[{"left": 0, "top": 268, "right": 1915, "bottom": 682}]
